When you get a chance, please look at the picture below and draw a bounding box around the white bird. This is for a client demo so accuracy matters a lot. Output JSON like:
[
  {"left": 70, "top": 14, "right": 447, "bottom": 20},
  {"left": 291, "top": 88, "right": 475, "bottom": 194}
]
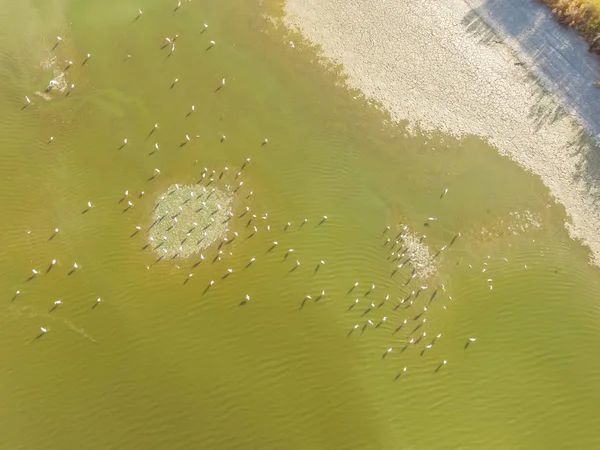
[
  {"left": 123, "top": 138, "right": 128, "bottom": 145},
  {"left": 57, "top": 36, "right": 63, "bottom": 42},
  {"left": 96, "top": 297, "right": 101, "bottom": 303},
  {"left": 31, "top": 269, "right": 39, "bottom": 275},
  {"left": 469, "top": 337, "right": 477, "bottom": 342},
  {"left": 245, "top": 294, "right": 250, "bottom": 301},
  {"left": 51, "top": 259, "right": 57, "bottom": 265},
  {"left": 49, "top": 136, "right": 54, "bottom": 142},
  {"left": 87, "top": 201, "right": 92, "bottom": 208},
  {"left": 263, "top": 138, "right": 269, "bottom": 145},
  {"left": 25, "top": 96, "right": 31, "bottom": 104},
  {"left": 210, "top": 280, "right": 215, "bottom": 286},
  {"left": 138, "top": 9, "right": 143, "bottom": 16},
  {"left": 73, "top": 263, "right": 79, "bottom": 269},
  {"left": 441, "top": 188, "right": 448, "bottom": 198},
  {"left": 40, "top": 327, "right": 47, "bottom": 333},
  {"left": 54, "top": 300, "right": 62, "bottom": 306},
  {"left": 86, "top": 53, "right": 91, "bottom": 59},
  {"left": 210, "top": 40, "right": 216, "bottom": 46},
  {"left": 222, "top": 78, "right": 226, "bottom": 86}
]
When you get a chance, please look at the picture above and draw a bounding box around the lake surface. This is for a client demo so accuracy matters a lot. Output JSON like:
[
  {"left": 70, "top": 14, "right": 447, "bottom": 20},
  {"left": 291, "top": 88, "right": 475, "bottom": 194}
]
[{"left": 1, "top": 0, "right": 599, "bottom": 448}]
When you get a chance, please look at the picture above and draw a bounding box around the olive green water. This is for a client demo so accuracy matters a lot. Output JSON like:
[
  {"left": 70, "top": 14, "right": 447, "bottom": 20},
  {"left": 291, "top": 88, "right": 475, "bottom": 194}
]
[{"left": 1, "top": 0, "right": 600, "bottom": 448}]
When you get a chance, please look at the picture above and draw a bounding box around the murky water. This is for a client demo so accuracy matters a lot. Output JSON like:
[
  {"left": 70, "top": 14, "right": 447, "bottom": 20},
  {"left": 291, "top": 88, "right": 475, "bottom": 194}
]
[{"left": 1, "top": 0, "right": 600, "bottom": 448}]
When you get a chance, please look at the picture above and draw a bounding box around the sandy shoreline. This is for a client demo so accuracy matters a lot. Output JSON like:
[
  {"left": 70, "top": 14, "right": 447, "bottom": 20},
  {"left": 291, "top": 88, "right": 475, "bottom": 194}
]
[{"left": 283, "top": 0, "right": 600, "bottom": 265}]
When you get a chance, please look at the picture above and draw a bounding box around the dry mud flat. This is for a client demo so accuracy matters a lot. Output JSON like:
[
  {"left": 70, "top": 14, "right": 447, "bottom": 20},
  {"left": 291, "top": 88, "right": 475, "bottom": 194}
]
[{"left": 283, "top": 0, "right": 600, "bottom": 265}]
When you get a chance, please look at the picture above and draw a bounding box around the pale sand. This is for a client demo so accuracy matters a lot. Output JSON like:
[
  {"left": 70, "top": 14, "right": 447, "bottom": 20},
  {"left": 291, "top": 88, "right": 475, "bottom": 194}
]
[{"left": 283, "top": 0, "right": 600, "bottom": 265}]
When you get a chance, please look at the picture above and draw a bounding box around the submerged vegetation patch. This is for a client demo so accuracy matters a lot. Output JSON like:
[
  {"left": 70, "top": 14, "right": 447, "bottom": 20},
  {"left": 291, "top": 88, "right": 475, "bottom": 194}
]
[
  {"left": 148, "top": 184, "right": 233, "bottom": 259},
  {"left": 389, "top": 224, "right": 437, "bottom": 282}
]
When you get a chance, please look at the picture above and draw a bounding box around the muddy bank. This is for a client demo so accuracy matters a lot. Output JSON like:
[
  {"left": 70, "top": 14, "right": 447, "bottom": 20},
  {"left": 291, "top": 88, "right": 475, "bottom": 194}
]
[{"left": 283, "top": 0, "right": 600, "bottom": 265}]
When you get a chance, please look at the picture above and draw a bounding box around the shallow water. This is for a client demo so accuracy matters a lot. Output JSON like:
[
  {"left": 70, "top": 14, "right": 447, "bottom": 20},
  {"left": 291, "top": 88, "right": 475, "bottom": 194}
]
[{"left": 1, "top": 0, "right": 599, "bottom": 448}]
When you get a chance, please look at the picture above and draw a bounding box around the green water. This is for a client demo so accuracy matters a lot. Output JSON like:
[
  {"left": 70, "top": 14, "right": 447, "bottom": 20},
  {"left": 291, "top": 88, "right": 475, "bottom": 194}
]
[{"left": 1, "top": 0, "right": 600, "bottom": 448}]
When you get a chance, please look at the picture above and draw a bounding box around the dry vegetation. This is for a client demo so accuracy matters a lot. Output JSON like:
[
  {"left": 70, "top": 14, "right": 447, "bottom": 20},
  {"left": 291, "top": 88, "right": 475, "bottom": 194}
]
[{"left": 540, "top": 0, "right": 600, "bottom": 53}]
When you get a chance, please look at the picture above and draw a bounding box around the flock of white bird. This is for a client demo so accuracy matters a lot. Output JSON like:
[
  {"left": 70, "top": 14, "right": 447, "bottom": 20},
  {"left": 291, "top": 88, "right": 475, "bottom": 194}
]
[{"left": 18, "top": 1, "right": 480, "bottom": 379}]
